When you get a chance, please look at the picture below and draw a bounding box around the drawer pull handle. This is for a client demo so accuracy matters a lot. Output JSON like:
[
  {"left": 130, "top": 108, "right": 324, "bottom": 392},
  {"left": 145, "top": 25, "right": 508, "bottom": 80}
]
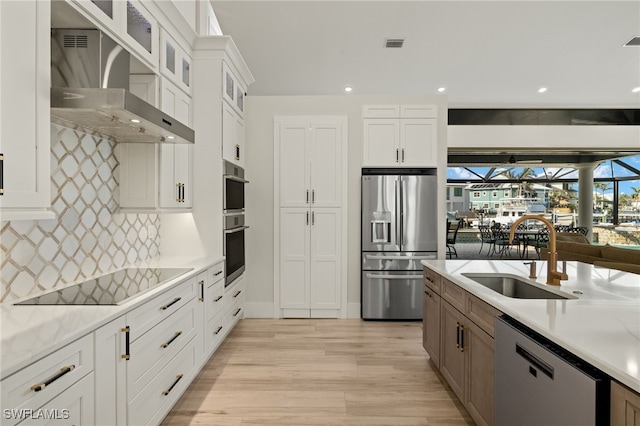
[
  {"left": 31, "top": 365, "right": 75, "bottom": 392},
  {"left": 162, "top": 374, "right": 184, "bottom": 396},
  {"left": 161, "top": 297, "right": 181, "bottom": 311},
  {"left": 455, "top": 322, "right": 461, "bottom": 349},
  {"left": 161, "top": 331, "right": 182, "bottom": 349},
  {"left": 122, "top": 326, "right": 131, "bottom": 360},
  {"left": 234, "top": 290, "right": 242, "bottom": 298},
  {"left": 214, "top": 296, "right": 223, "bottom": 302},
  {"left": 424, "top": 290, "right": 432, "bottom": 298},
  {"left": 233, "top": 308, "right": 241, "bottom": 317},
  {"left": 214, "top": 270, "right": 223, "bottom": 276},
  {"left": 199, "top": 280, "right": 205, "bottom": 302},
  {"left": 214, "top": 326, "right": 223, "bottom": 335},
  {"left": 459, "top": 325, "right": 465, "bottom": 352}
]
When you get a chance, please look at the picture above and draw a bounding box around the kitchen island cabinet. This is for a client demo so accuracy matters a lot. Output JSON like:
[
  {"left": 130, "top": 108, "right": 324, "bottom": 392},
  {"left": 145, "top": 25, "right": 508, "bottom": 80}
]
[
  {"left": 424, "top": 272, "right": 500, "bottom": 426},
  {"left": 423, "top": 259, "right": 640, "bottom": 426}
]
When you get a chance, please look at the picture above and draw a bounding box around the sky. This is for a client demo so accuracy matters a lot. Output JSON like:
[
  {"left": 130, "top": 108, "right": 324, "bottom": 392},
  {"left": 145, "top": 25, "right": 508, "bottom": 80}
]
[{"left": 447, "top": 154, "right": 640, "bottom": 198}]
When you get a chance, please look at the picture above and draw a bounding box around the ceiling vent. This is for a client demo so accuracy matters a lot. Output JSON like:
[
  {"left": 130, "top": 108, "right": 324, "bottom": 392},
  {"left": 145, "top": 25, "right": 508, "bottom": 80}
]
[
  {"left": 624, "top": 36, "right": 640, "bottom": 46},
  {"left": 385, "top": 38, "right": 404, "bottom": 48}
]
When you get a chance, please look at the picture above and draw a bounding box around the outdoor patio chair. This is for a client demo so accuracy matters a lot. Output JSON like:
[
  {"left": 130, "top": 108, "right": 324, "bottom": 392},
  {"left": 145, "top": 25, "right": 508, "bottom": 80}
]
[
  {"left": 446, "top": 220, "right": 462, "bottom": 259},
  {"left": 478, "top": 225, "right": 496, "bottom": 256}
]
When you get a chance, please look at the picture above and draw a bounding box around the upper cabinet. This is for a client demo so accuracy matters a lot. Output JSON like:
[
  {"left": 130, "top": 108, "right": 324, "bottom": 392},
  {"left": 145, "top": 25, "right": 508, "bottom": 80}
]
[
  {"left": 222, "top": 63, "right": 246, "bottom": 118},
  {"left": 362, "top": 104, "right": 438, "bottom": 168},
  {"left": 0, "top": 0, "right": 54, "bottom": 221},
  {"left": 160, "top": 28, "right": 192, "bottom": 95}
]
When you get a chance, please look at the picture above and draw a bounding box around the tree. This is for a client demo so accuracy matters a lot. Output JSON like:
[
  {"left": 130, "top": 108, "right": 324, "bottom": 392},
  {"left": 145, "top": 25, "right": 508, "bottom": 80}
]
[
  {"left": 593, "top": 182, "right": 611, "bottom": 211},
  {"left": 631, "top": 186, "right": 640, "bottom": 211}
]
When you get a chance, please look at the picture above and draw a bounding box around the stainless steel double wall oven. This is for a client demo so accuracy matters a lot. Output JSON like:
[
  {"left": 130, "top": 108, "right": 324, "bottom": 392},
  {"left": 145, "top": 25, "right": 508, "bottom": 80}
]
[{"left": 223, "top": 161, "right": 249, "bottom": 286}]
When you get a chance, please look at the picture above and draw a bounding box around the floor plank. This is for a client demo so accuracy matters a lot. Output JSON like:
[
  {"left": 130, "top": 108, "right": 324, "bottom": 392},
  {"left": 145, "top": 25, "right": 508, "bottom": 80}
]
[{"left": 162, "top": 319, "right": 474, "bottom": 426}]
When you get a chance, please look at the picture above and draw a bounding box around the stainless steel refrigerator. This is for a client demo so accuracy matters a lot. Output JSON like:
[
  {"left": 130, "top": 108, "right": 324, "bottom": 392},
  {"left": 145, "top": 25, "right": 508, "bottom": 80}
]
[{"left": 361, "top": 169, "right": 438, "bottom": 319}]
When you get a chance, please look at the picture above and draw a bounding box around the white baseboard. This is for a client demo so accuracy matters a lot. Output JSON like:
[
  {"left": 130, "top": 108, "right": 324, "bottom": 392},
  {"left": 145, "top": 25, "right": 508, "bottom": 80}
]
[
  {"left": 244, "top": 302, "right": 276, "bottom": 318},
  {"left": 347, "top": 303, "right": 361, "bottom": 319}
]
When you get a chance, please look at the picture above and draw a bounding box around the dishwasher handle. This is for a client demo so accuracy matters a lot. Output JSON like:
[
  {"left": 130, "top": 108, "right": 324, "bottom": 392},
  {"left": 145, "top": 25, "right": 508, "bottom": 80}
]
[{"left": 516, "top": 343, "right": 554, "bottom": 379}]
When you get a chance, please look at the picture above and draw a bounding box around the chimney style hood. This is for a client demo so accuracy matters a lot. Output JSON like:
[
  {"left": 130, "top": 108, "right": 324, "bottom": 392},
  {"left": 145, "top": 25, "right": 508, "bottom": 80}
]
[{"left": 50, "top": 29, "right": 194, "bottom": 144}]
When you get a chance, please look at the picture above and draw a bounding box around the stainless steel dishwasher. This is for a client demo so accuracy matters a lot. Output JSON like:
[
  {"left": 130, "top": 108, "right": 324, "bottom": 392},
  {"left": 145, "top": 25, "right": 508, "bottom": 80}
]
[{"left": 495, "top": 316, "right": 610, "bottom": 426}]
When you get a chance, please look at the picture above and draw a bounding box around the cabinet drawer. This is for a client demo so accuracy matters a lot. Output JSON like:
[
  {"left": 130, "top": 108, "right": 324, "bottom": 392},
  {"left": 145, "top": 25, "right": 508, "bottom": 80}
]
[
  {"left": 127, "top": 336, "right": 199, "bottom": 426},
  {"left": 206, "top": 312, "right": 225, "bottom": 355},
  {"left": 465, "top": 293, "right": 502, "bottom": 338},
  {"left": 423, "top": 268, "right": 441, "bottom": 294},
  {"left": 207, "top": 281, "right": 224, "bottom": 322},
  {"left": 208, "top": 262, "right": 224, "bottom": 285},
  {"left": 400, "top": 104, "right": 438, "bottom": 118},
  {"left": 362, "top": 105, "right": 400, "bottom": 118},
  {"left": 224, "top": 287, "right": 245, "bottom": 329},
  {"left": 127, "top": 298, "right": 198, "bottom": 399},
  {"left": 441, "top": 278, "right": 466, "bottom": 312},
  {"left": 1, "top": 334, "right": 93, "bottom": 416},
  {"left": 126, "top": 276, "right": 197, "bottom": 341}
]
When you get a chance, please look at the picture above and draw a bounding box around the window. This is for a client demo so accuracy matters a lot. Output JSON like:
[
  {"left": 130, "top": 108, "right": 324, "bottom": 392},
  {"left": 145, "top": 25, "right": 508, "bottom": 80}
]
[
  {"left": 473, "top": 192, "right": 480, "bottom": 198},
  {"left": 454, "top": 187, "right": 463, "bottom": 197},
  {"left": 504, "top": 191, "right": 509, "bottom": 197},
  {"left": 494, "top": 203, "right": 500, "bottom": 209},
  {"left": 492, "top": 191, "right": 498, "bottom": 197},
  {"left": 482, "top": 191, "right": 487, "bottom": 196}
]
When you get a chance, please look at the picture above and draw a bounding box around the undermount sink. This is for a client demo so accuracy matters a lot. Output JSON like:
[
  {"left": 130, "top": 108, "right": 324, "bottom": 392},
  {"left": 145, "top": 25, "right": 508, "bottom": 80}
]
[{"left": 461, "top": 273, "right": 577, "bottom": 300}]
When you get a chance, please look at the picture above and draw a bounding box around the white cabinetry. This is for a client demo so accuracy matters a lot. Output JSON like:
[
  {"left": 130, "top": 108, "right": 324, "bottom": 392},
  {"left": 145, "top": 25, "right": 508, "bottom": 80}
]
[
  {"left": 94, "top": 317, "right": 127, "bottom": 426},
  {"left": 0, "top": 0, "right": 53, "bottom": 221},
  {"left": 362, "top": 105, "right": 438, "bottom": 167},
  {"left": 160, "top": 28, "right": 192, "bottom": 95},
  {"left": 221, "top": 62, "right": 246, "bottom": 168},
  {"left": 275, "top": 117, "right": 347, "bottom": 318},
  {"left": 0, "top": 335, "right": 94, "bottom": 426},
  {"left": 118, "top": 78, "right": 192, "bottom": 212}
]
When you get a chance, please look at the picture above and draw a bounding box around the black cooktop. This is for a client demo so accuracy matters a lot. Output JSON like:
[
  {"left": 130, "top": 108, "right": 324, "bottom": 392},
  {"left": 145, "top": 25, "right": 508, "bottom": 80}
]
[{"left": 15, "top": 268, "right": 193, "bottom": 306}]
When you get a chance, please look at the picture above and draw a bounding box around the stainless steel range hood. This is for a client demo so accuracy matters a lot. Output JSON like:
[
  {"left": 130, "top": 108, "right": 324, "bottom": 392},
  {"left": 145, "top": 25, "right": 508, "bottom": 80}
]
[{"left": 50, "top": 29, "right": 194, "bottom": 144}]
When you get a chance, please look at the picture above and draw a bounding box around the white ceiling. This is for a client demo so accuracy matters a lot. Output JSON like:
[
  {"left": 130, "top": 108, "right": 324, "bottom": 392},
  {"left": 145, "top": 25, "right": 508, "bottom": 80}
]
[{"left": 211, "top": 0, "right": 640, "bottom": 107}]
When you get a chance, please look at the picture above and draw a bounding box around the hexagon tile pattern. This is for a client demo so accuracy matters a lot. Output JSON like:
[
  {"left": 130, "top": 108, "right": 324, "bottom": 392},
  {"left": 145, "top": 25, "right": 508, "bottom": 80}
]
[{"left": 0, "top": 124, "right": 160, "bottom": 303}]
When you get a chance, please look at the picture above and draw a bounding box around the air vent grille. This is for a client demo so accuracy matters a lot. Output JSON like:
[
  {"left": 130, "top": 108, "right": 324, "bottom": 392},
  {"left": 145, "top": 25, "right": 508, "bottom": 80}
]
[
  {"left": 63, "top": 34, "right": 88, "bottom": 48},
  {"left": 624, "top": 36, "right": 640, "bottom": 46},
  {"left": 385, "top": 38, "right": 404, "bottom": 48}
]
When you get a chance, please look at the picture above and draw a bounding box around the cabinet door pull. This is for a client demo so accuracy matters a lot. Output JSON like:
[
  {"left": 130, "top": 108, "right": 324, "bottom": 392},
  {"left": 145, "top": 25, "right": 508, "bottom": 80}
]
[
  {"left": 311, "top": 189, "right": 315, "bottom": 204},
  {"left": 234, "top": 290, "right": 242, "bottom": 298},
  {"left": 30, "top": 365, "right": 76, "bottom": 392},
  {"left": 235, "top": 144, "right": 240, "bottom": 161},
  {"left": 312, "top": 211, "right": 315, "bottom": 226},
  {"left": 214, "top": 295, "right": 223, "bottom": 302},
  {"left": 233, "top": 308, "right": 241, "bottom": 317},
  {"left": 402, "top": 148, "right": 405, "bottom": 162},
  {"left": 162, "top": 374, "right": 184, "bottom": 396},
  {"left": 199, "top": 280, "right": 205, "bottom": 301},
  {"left": 161, "top": 331, "right": 182, "bottom": 348},
  {"left": 176, "top": 183, "right": 180, "bottom": 202},
  {"left": 459, "top": 325, "right": 465, "bottom": 352},
  {"left": 160, "top": 297, "right": 181, "bottom": 311},
  {"left": 306, "top": 211, "right": 309, "bottom": 225},
  {"left": 121, "top": 326, "right": 131, "bottom": 360},
  {"left": 306, "top": 190, "right": 309, "bottom": 204},
  {"left": 396, "top": 148, "right": 399, "bottom": 163},
  {"left": 0, "top": 153, "right": 4, "bottom": 196},
  {"left": 455, "top": 322, "right": 461, "bottom": 349},
  {"left": 214, "top": 326, "right": 223, "bottom": 335}
]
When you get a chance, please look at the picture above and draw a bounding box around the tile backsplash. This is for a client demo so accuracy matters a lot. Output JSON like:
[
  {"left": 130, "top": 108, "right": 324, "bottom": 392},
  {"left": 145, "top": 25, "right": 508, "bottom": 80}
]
[{"left": 0, "top": 124, "right": 160, "bottom": 303}]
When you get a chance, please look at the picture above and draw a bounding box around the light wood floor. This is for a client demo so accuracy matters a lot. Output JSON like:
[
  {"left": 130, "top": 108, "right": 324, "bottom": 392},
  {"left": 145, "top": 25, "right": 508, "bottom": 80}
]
[{"left": 162, "top": 319, "right": 474, "bottom": 426}]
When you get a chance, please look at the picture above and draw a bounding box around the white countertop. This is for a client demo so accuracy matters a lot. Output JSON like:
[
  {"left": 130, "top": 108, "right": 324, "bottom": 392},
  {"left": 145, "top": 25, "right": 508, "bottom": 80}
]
[
  {"left": 422, "top": 259, "right": 640, "bottom": 393},
  {"left": 1, "top": 256, "right": 223, "bottom": 379}
]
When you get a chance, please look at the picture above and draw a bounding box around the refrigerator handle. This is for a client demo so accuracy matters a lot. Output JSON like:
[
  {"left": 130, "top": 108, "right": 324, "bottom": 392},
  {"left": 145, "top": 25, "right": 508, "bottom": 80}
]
[
  {"left": 399, "top": 178, "right": 404, "bottom": 248},
  {"left": 395, "top": 178, "right": 401, "bottom": 247}
]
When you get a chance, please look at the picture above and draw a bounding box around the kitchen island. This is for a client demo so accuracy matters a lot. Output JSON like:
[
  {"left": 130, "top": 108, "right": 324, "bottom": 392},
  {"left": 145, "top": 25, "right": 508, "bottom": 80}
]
[{"left": 422, "top": 258, "right": 640, "bottom": 425}]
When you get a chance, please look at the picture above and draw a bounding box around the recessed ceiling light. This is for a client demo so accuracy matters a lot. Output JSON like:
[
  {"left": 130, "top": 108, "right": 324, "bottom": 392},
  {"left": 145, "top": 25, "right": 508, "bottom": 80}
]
[
  {"left": 538, "top": 87, "right": 548, "bottom": 93},
  {"left": 633, "top": 87, "right": 640, "bottom": 93},
  {"left": 166, "top": 135, "right": 175, "bottom": 140},
  {"left": 130, "top": 119, "right": 141, "bottom": 123},
  {"left": 437, "top": 87, "right": 446, "bottom": 93},
  {"left": 344, "top": 86, "right": 353, "bottom": 93}
]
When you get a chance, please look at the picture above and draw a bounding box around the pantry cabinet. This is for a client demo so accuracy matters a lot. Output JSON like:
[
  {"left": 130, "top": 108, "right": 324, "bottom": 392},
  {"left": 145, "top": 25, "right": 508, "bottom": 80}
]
[
  {"left": 422, "top": 268, "right": 501, "bottom": 426},
  {"left": 0, "top": 0, "right": 53, "bottom": 221},
  {"left": 362, "top": 105, "right": 438, "bottom": 167},
  {"left": 223, "top": 102, "right": 245, "bottom": 168},
  {"left": 279, "top": 208, "right": 342, "bottom": 317},
  {"left": 277, "top": 119, "right": 344, "bottom": 208},
  {"left": 275, "top": 116, "right": 347, "bottom": 318}
]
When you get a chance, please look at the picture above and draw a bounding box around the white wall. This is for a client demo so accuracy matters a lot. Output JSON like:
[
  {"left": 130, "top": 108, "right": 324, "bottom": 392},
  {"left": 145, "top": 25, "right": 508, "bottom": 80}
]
[{"left": 244, "top": 95, "right": 448, "bottom": 317}]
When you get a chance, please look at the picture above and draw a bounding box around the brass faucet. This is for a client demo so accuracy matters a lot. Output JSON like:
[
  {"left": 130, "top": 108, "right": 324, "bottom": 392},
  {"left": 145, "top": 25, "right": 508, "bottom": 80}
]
[{"left": 509, "top": 215, "right": 568, "bottom": 286}]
